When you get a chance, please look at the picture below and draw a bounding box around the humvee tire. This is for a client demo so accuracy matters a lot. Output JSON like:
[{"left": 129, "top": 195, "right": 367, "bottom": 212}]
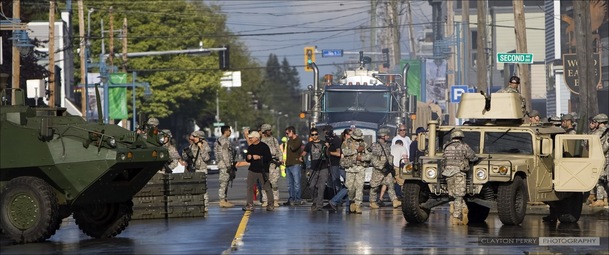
[
  {"left": 0, "top": 177, "right": 61, "bottom": 243},
  {"left": 74, "top": 201, "right": 133, "bottom": 238},
  {"left": 497, "top": 175, "right": 527, "bottom": 225},
  {"left": 402, "top": 182, "right": 431, "bottom": 223}
]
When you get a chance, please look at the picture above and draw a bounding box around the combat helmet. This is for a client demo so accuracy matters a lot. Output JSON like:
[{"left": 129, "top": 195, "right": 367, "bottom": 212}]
[
  {"left": 593, "top": 113, "right": 608, "bottom": 123},
  {"left": 377, "top": 128, "right": 390, "bottom": 137},
  {"left": 147, "top": 117, "right": 159, "bottom": 126},
  {"left": 450, "top": 129, "right": 465, "bottom": 139},
  {"left": 261, "top": 123, "right": 272, "bottom": 132},
  {"left": 161, "top": 129, "right": 172, "bottom": 138},
  {"left": 351, "top": 128, "right": 364, "bottom": 140}
]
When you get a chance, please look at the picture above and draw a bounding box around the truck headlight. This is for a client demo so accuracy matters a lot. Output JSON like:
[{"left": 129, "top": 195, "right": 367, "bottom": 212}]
[
  {"left": 425, "top": 167, "right": 437, "bottom": 179},
  {"left": 107, "top": 137, "right": 116, "bottom": 148},
  {"left": 159, "top": 151, "right": 166, "bottom": 159},
  {"left": 475, "top": 168, "right": 487, "bottom": 180}
]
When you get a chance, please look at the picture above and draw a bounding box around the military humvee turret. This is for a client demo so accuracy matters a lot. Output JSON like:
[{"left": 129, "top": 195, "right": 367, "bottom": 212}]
[{"left": 400, "top": 92, "right": 604, "bottom": 225}]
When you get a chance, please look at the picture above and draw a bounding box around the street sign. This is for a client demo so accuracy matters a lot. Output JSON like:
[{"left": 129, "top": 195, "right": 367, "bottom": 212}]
[
  {"left": 450, "top": 85, "right": 474, "bottom": 103},
  {"left": 321, "top": 49, "right": 343, "bottom": 57},
  {"left": 496, "top": 53, "right": 533, "bottom": 64},
  {"left": 213, "top": 122, "right": 224, "bottom": 127}
]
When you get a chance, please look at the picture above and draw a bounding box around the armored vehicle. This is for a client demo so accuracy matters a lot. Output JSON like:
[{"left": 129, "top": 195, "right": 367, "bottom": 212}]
[
  {"left": 401, "top": 92, "right": 604, "bottom": 225},
  {"left": 0, "top": 88, "right": 169, "bottom": 243}
]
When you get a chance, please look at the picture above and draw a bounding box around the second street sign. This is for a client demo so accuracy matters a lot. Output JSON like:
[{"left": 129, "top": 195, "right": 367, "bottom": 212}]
[{"left": 497, "top": 53, "right": 534, "bottom": 64}]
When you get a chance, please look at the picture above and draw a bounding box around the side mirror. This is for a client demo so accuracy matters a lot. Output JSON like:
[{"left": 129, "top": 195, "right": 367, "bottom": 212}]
[
  {"left": 417, "top": 132, "right": 426, "bottom": 151},
  {"left": 541, "top": 138, "right": 552, "bottom": 156}
]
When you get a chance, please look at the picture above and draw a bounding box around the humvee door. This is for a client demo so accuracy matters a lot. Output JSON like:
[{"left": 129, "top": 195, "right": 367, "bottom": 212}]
[{"left": 553, "top": 134, "right": 605, "bottom": 192}]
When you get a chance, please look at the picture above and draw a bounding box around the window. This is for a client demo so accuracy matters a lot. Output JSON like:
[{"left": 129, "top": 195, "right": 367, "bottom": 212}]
[{"left": 483, "top": 132, "right": 532, "bottom": 154}]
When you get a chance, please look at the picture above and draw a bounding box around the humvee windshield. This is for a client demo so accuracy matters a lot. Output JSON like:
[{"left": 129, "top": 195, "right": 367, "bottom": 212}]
[
  {"left": 484, "top": 132, "right": 532, "bottom": 154},
  {"left": 437, "top": 131, "right": 481, "bottom": 153}
]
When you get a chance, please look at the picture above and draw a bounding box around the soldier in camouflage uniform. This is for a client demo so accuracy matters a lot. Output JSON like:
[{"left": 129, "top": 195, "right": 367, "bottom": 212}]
[
  {"left": 161, "top": 129, "right": 183, "bottom": 173},
  {"left": 341, "top": 128, "right": 370, "bottom": 214},
  {"left": 561, "top": 114, "right": 577, "bottom": 134},
  {"left": 589, "top": 114, "right": 609, "bottom": 207},
  {"left": 260, "top": 123, "right": 282, "bottom": 207},
  {"left": 183, "top": 130, "right": 211, "bottom": 212},
  {"left": 497, "top": 76, "right": 526, "bottom": 116},
  {"left": 368, "top": 128, "right": 402, "bottom": 209},
  {"left": 442, "top": 129, "right": 478, "bottom": 225},
  {"left": 216, "top": 126, "right": 235, "bottom": 208}
]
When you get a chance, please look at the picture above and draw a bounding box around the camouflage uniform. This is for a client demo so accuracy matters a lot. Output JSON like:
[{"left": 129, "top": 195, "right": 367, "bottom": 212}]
[
  {"left": 591, "top": 121, "right": 608, "bottom": 204},
  {"left": 215, "top": 135, "right": 234, "bottom": 204},
  {"left": 161, "top": 129, "right": 180, "bottom": 173},
  {"left": 341, "top": 129, "right": 370, "bottom": 213},
  {"left": 260, "top": 124, "right": 282, "bottom": 207},
  {"left": 442, "top": 131, "right": 477, "bottom": 224},
  {"left": 369, "top": 139, "right": 399, "bottom": 208},
  {"left": 183, "top": 131, "right": 211, "bottom": 211}
]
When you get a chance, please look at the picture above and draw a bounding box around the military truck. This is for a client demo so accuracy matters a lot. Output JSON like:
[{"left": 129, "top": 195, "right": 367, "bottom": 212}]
[
  {"left": 0, "top": 88, "right": 169, "bottom": 243},
  {"left": 400, "top": 92, "right": 604, "bottom": 225}
]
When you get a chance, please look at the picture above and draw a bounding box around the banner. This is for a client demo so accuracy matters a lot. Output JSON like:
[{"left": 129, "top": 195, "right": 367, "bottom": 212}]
[
  {"left": 109, "top": 87, "right": 127, "bottom": 119},
  {"left": 400, "top": 60, "right": 422, "bottom": 99}
]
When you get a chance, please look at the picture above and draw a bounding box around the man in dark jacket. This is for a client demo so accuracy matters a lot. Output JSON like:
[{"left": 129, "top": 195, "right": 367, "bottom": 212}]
[{"left": 243, "top": 131, "right": 274, "bottom": 212}]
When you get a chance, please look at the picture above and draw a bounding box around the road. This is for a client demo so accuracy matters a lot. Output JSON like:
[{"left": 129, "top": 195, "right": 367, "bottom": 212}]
[{"left": 2, "top": 167, "right": 608, "bottom": 254}]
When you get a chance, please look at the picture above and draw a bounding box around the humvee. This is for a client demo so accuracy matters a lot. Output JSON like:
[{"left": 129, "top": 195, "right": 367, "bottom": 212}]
[{"left": 400, "top": 92, "right": 604, "bottom": 225}]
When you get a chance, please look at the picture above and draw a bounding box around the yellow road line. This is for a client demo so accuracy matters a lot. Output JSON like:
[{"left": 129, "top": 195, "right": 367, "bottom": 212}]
[{"left": 231, "top": 211, "right": 251, "bottom": 248}]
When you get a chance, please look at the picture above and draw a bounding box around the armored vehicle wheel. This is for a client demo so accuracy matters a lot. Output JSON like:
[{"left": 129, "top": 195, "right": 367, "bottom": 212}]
[
  {"left": 73, "top": 201, "right": 133, "bottom": 238},
  {"left": 554, "top": 193, "right": 583, "bottom": 223},
  {"left": 466, "top": 202, "right": 490, "bottom": 223},
  {"left": 402, "top": 182, "right": 431, "bottom": 223},
  {"left": 497, "top": 175, "right": 527, "bottom": 225},
  {"left": 0, "top": 177, "right": 61, "bottom": 243}
]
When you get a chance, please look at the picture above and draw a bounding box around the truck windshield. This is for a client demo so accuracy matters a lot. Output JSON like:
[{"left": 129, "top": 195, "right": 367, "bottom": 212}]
[
  {"left": 324, "top": 91, "right": 390, "bottom": 113},
  {"left": 437, "top": 131, "right": 481, "bottom": 153},
  {"left": 483, "top": 132, "right": 532, "bottom": 154}
]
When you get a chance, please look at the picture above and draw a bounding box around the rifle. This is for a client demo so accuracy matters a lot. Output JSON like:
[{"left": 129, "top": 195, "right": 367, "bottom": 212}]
[
  {"left": 184, "top": 144, "right": 200, "bottom": 173},
  {"left": 228, "top": 148, "right": 238, "bottom": 188}
]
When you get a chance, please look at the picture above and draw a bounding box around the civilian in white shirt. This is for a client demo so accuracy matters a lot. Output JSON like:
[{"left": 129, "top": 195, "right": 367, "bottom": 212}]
[{"left": 392, "top": 124, "right": 412, "bottom": 150}]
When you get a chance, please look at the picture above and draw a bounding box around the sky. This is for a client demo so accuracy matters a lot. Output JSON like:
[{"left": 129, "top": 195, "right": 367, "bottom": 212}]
[{"left": 209, "top": 0, "right": 432, "bottom": 87}]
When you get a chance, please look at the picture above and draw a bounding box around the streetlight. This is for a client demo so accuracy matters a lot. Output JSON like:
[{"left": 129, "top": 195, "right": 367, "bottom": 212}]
[{"left": 276, "top": 112, "right": 288, "bottom": 138}]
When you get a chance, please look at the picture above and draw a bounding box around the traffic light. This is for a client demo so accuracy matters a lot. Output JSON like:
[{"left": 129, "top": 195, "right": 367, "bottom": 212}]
[
  {"left": 219, "top": 45, "right": 230, "bottom": 71},
  {"left": 304, "top": 46, "right": 315, "bottom": 72}
]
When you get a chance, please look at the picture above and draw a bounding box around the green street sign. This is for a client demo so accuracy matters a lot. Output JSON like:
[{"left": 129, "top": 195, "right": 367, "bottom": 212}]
[
  {"left": 213, "top": 122, "right": 225, "bottom": 127},
  {"left": 496, "top": 53, "right": 533, "bottom": 64}
]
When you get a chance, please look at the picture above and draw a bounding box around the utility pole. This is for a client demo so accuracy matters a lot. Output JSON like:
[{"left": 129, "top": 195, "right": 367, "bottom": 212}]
[
  {"left": 574, "top": 0, "right": 597, "bottom": 133},
  {"left": 48, "top": 0, "right": 56, "bottom": 107},
  {"left": 513, "top": 0, "right": 531, "bottom": 114},
  {"left": 370, "top": 0, "right": 377, "bottom": 57},
  {"left": 109, "top": 7, "right": 114, "bottom": 69},
  {"left": 11, "top": 0, "right": 21, "bottom": 103},
  {"left": 446, "top": 1, "right": 455, "bottom": 125},
  {"left": 389, "top": 0, "right": 400, "bottom": 68},
  {"left": 462, "top": 0, "right": 469, "bottom": 86},
  {"left": 78, "top": 0, "right": 86, "bottom": 117},
  {"left": 407, "top": 0, "right": 416, "bottom": 59},
  {"left": 121, "top": 17, "right": 128, "bottom": 128},
  {"left": 476, "top": 0, "right": 488, "bottom": 94}
]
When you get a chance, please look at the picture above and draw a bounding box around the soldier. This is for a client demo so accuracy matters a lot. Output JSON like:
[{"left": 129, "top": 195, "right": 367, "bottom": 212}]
[
  {"left": 589, "top": 114, "right": 609, "bottom": 207},
  {"left": 260, "top": 123, "right": 282, "bottom": 207},
  {"left": 160, "top": 129, "right": 184, "bottom": 173},
  {"left": 216, "top": 126, "right": 235, "bottom": 208},
  {"left": 138, "top": 117, "right": 160, "bottom": 138},
  {"left": 498, "top": 76, "right": 521, "bottom": 93},
  {"left": 497, "top": 76, "right": 526, "bottom": 116},
  {"left": 182, "top": 130, "right": 211, "bottom": 211},
  {"left": 442, "top": 129, "right": 478, "bottom": 225},
  {"left": 369, "top": 128, "right": 402, "bottom": 209},
  {"left": 528, "top": 110, "right": 541, "bottom": 124},
  {"left": 342, "top": 128, "right": 370, "bottom": 214},
  {"left": 561, "top": 114, "right": 576, "bottom": 134}
]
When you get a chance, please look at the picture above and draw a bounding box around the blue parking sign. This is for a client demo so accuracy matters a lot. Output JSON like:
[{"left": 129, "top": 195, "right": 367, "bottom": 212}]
[{"left": 450, "top": 85, "right": 469, "bottom": 103}]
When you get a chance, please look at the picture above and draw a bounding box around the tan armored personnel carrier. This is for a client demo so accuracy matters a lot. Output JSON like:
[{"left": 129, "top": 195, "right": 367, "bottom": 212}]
[{"left": 400, "top": 92, "right": 604, "bottom": 225}]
